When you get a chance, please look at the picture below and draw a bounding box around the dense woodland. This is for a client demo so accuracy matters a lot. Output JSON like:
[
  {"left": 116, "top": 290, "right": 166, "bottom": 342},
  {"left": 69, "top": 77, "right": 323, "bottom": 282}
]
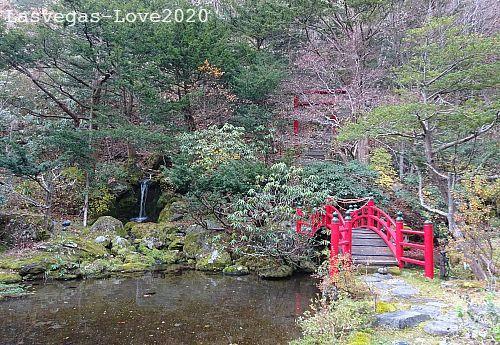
[{"left": 0, "top": 0, "right": 498, "bottom": 343}]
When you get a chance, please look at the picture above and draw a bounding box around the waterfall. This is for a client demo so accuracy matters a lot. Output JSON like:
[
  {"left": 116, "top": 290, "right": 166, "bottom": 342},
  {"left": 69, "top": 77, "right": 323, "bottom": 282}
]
[{"left": 131, "top": 177, "right": 151, "bottom": 222}]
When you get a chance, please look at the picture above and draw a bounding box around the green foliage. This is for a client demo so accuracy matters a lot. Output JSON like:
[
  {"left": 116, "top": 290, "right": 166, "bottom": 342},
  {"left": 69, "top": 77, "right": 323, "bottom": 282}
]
[
  {"left": 89, "top": 186, "right": 115, "bottom": 219},
  {"left": 301, "top": 161, "right": 385, "bottom": 202},
  {"left": 168, "top": 124, "right": 266, "bottom": 219},
  {"left": 227, "top": 0, "right": 299, "bottom": 50},
  {"left": 228, "top": 162, "right": 326, "bottom": 259},
  {"left": 177, "top": 124, "right": 256, "bottom": 171},
  {"left": 230, "top": 52, "right": 285, "bottom": 102}
]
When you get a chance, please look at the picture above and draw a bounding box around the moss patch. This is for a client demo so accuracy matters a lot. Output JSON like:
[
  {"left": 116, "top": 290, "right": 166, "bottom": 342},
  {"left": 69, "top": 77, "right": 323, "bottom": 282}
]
[
  {"left": 138, "top": 246, "right": 182, "bottom": 265},
  {"left": 223, "top": 265, "right": 249, "bottom": 276},
  {"left": 348, "top": 331, "right": 372, "bottom": 345},
  {"left": 183, "top": 232, "right": 204, "bottom": 259},
  {"left": 0, "top": 270, "right": 22, "bottom": 283},
  {"left": 128, "top": 222, "right": 179, "bottom": 240},
  {"left": 119, "top": 261, "right": 151, "bottom": 273},
  {"left": 376, "top": 301, "right": 398, "bottom": 314},
  {"left": 258, "top": 265, "right": 293, "bottom": 279},
  {"left": 49, "top": 235, "right": 108, "bottom": 259}
]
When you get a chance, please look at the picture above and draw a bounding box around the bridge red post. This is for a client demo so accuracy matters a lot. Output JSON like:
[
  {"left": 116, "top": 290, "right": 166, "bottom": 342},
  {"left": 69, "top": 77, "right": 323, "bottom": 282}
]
[
  {"left": 296, "top": 208, "right": 303, "bottom": 234},
  {"left": 367, "top": 199, "right": 374, "bottom": 228},
  {"left": 344, "top": 210, "right": 353, "bottom": 254},
  {"left": 329, "top": 212, "right": 340, "bottom": 276},
  {"left": 396, "top": 211, "right": 404, "bottom": 269},
  {"left": 423, "top": 220, "right": 434, "bottom": 279},
  {"left": 324, "top": 205, "right": 334, "bottom": 226}
]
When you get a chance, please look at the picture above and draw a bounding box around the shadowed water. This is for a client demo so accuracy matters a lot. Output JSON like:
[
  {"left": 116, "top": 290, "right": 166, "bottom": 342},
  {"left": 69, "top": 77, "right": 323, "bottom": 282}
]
[{"left": 0, "top": 272, "right": 318, "bottom": 345}]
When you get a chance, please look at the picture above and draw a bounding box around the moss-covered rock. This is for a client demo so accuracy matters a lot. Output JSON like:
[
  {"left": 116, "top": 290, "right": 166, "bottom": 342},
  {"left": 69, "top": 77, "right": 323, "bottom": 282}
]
[
  {"left": 158, "top": 200, "right": 188, "bottom": 223},
  {"left": 90, "top": 216, "right": 124, "bottom": 236},
  {"left": 157, "top": 205, "right": 172, "bottom": 224},
  {"left": 258, "top": 265, "right": 293, "bottom": 279},
  {"left": 223, "top": 265, "right": 249, "bottom": 276},
  {"left": 19, "top": 263, "right": 47, "bottom": 276},
  {"left": 80, "top": 257, "right": 124, "bottom": 277},
  {"left": 119, "top": 261, "right": 151, "bottom": 273},
  {"left": 235, "top": 256, "right": 278, "bottom": 272},
  {"left": 195, "top": 249, "right": 232, "bottom": 271},
  {"left": 51, "top": 235, "right": 108, "bottom": 259},
  {"left": 0, "top": 270, "right": 22, "bottom": 283},
  {"left": 0, "top": 252, "right": 54, "bottom": 270},
  {"left": 128, "top": 222, "right": 179, "bottom": 241},
  {"left": 167, "top": 234, "right": 184, "bottom": 250},
  {"left": 138, "top": 245, "right": 182, "bottom": 265},
  {"left": 183, "top": 231, "right": 207, "bottom": 259},
  {"left": 0, "top": 213, "right": 48, "bottom": 245}
]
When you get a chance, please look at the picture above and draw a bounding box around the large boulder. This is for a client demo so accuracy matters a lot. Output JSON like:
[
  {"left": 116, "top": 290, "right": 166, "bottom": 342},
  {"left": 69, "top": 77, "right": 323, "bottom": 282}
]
[
  {"left": 158, "top": 200, "right": 188, "bottom": 223},
  {"left": 90, "top": 216, "right": 124, "bottom": 236},
  {"left": 19, "top": 263, "right": 47, "bottom": 276},
  {"left": 183, "top": 231, "right": 210, "bottom": 259},
  {"left": 195, "top": 249, "right": 232, "bottom": 271},
  {"left": 223, "top": 265, "right": 249, "bottom": 276},
  {"left": 126, "top": 222, "right": 178, "bottom": 241},
  {"left": 138, "top": 246, "right": 183, "bottom": 265},
  {"left": 258, "top": 265, "right": 293, "bottom": 279},
  {"left": 0, "top": 213, "right": 48, "bottom": 246}
]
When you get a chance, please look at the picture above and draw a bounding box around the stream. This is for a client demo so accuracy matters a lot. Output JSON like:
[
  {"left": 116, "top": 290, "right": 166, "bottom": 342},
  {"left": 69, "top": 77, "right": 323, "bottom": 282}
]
[{"left": 0, "top": 272, "right": 318, "bottom": 345}]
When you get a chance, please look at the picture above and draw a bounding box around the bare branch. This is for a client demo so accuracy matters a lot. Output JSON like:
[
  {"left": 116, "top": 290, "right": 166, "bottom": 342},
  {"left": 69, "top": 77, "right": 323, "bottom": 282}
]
[{"left": 416, "top": 167, "right": 448, "bottom": 217}]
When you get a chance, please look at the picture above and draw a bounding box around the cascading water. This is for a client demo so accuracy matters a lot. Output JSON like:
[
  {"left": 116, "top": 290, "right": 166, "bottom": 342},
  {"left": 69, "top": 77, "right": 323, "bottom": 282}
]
[{"left": 131, "top": 177, "right": 151, "bottom": 222}]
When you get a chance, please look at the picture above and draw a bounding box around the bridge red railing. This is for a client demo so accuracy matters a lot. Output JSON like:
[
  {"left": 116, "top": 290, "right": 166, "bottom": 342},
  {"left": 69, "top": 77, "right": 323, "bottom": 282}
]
[{"left": 296, "top": 199, "right": 434, "bottom": 279}]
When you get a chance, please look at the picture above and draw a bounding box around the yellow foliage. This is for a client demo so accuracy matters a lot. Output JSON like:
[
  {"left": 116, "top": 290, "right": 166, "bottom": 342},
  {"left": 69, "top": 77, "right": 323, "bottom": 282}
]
[
  {"left": 369, "top": 148, "right": 399, "bottom": 190},
  {"left": 198, "top": 59, "right": 224, "bottom": 78},
  {"left": 90, "top": 186, "right": 115, "bottom": 218}
]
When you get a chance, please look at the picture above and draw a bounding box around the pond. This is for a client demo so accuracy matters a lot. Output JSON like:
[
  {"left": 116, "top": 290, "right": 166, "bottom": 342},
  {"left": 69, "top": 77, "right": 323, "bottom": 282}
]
[{"left": 0, "top": 272, "right": 318, "bottom": 345}]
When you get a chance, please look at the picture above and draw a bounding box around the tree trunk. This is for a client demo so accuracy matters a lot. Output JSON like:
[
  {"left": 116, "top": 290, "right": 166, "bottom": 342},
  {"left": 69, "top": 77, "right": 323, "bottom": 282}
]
[
  {"left": 356, "top": 138, "right": 370, "bottom": 164},
  {"left": 399, "top": 144, "right": 405, "bottom": 179},
  {"left": 83, "top": 171, "right": 89, "bottom": 227}
]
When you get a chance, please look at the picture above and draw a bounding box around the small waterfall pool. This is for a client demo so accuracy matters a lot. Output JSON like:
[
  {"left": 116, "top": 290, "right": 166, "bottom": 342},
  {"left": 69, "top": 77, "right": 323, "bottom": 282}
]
[
  {"left": 0, "top": 272, "right": 318, "bottom": 344},
  {"left": 130, "top": 178, "right": 151, "bottom": 223}
]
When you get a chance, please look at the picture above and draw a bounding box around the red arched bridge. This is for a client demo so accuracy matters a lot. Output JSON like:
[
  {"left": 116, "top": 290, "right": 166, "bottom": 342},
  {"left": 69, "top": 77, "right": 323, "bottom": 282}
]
[{"left": 296, "top": 199, "right": 434, "bottom": 279}]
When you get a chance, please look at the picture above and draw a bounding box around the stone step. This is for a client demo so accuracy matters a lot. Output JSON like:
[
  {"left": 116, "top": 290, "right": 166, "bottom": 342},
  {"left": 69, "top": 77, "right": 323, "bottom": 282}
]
[
  {"left": 352, "top": 239, "right": 386, "bottom": 244},
  {"left": 376, "top": 311, "right": 430, "bottom": 329},
  {"left": 353, "top": 257, "right": 399, "bottom": 266},
  {"left": 352, "top": 235, "right": 384, "bottom": 241},
  {"left": 352, "top": 247, "right": 393, "bottom": 256}
]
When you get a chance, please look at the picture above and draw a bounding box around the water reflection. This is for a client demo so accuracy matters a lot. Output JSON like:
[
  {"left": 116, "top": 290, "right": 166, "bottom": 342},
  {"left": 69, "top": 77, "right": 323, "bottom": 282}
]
[{"left": 0, "top": 272, "right": 318, "bottom": 345}]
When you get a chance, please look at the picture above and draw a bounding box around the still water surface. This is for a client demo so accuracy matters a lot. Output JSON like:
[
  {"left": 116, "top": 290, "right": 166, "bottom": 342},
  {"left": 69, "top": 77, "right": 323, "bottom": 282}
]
[{"left": 0, "top": 272, "right": 318, "bottom": 345}]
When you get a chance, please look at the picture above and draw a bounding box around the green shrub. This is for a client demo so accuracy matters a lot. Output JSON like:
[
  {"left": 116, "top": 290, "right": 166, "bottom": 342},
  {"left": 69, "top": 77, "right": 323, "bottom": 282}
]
[
  {"left": 302, "top": 161, "right": 385, "bottom": 202},
  {"left": 229, "top": 163, "right": 327, "bottom": 260},
  {"left": 292, "top": 293, "right": 375, "bottom": 345}
]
